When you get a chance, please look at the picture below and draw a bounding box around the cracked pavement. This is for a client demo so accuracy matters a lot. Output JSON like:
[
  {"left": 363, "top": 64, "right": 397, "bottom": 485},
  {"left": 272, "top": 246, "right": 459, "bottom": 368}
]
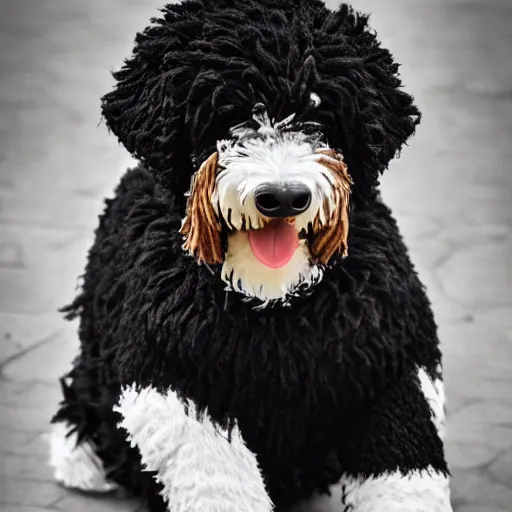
[{"left": 0, "top": 0, "right": 511, "bottom": 511}]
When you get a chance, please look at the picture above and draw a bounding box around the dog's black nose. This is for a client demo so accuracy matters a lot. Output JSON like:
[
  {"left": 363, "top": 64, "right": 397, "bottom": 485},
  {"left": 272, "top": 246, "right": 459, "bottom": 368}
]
[{"left": 254, "top": 183, "right": 312, "bottom": 218}]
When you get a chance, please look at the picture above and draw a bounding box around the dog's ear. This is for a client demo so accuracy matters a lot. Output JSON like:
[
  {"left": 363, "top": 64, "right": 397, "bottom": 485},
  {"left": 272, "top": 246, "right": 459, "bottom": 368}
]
[
  {"left": 313, "top": 7, "right": 421, "bottom": 192},
  {"left": 311, "top": 151, "right": 352, "bottom": 264},
  {"left": 99, "top": 4, "right": 209, "bottom": 182},
  {"left": 180, "top": 152, "right": 223, "bottom": 265}
]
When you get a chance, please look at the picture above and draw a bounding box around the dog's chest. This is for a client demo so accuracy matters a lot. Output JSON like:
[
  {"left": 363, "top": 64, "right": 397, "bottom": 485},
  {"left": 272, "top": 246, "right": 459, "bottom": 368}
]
[{"left": 221, "top": 366, "right": 343, "bottom": 464}]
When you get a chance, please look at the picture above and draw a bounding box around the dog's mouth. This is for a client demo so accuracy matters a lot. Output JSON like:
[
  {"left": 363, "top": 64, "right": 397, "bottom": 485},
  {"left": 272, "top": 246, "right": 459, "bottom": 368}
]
[{"left": 247, "top": 218, "right": 302, "bottom": 269}]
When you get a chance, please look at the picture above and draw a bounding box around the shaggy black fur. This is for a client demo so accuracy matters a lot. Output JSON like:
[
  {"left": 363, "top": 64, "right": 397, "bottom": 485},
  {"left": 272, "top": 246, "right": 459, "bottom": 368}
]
[
  {"left": 101, "top": 0, "right": 419, "bottom": 203},
  {"left": 53, "top": 1, "right": 447, "bottom": 511}
]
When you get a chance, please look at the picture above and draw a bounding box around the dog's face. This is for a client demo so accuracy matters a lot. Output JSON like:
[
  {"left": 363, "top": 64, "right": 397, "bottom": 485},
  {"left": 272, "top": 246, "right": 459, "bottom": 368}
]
[{"left": 180, "top": 100, "right": 352, "bottom": 305}]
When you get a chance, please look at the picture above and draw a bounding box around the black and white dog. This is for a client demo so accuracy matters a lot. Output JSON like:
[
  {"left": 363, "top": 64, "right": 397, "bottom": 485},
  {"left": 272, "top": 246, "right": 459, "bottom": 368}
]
[{"left": 49, "top": 1, "right": 452, "bottom": 511}]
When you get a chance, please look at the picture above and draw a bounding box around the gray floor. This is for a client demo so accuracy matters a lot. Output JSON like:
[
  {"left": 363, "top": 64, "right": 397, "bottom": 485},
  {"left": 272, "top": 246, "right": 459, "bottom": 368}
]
[{"left": 0, "top": 0, "right": 511, "bottom": 511}]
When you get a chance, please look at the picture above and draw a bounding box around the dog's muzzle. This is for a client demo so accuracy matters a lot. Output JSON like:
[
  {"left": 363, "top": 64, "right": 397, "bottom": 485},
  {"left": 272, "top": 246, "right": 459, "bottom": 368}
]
[{"left": 250, "top": 182, "right": 313, "bottom": 269}]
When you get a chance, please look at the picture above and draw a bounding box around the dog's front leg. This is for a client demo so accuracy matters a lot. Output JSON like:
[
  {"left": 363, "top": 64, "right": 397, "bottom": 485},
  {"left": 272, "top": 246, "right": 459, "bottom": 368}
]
[
  {"left": 115, "top": 386, "right": 273, "bottom": 512},
  {"left": 337, "top": 366, "right": 452, "bottom": 512}
]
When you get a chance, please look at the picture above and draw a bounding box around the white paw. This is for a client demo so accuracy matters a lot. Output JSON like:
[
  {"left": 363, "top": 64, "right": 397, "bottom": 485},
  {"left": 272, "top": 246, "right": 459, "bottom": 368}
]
[
  {"left": 48, "top": 422, "right": 119, "bottom": 493},
  {"left": 116, "top": 385, "right": 274, "bottom": 512}
]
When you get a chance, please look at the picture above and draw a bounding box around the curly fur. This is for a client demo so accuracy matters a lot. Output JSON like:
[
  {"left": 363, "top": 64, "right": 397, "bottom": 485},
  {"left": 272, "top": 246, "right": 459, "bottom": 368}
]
[
  {"left": 101, "top": 0, "right": 420, "bottom": 202},
  {"left": 51, "top": 2, "right": 450, "bottom": 511}
]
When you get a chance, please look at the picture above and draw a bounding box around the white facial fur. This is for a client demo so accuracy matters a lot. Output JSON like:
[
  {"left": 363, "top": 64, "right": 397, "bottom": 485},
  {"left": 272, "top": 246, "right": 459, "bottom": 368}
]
[
  {"left": 222, "top": 230, "right": 323, "bottom": 305},
  {"left": 213, "top": 130, "right": 338, "bottom": 234},
  {"left": 209, "top": 104, "right": 340, "bottom": 305}
]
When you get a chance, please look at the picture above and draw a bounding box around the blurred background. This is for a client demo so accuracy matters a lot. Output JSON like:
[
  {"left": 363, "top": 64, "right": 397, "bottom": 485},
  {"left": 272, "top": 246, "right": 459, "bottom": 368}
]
[{"left": 0, "top": 0, "right": 511, "bottom": 511}]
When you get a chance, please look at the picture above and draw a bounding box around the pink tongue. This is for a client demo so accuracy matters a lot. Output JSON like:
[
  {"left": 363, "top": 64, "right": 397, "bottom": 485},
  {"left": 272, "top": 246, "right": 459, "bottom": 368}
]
[{"left": 248, "top": 220, "right": 299, "bottom": 269}]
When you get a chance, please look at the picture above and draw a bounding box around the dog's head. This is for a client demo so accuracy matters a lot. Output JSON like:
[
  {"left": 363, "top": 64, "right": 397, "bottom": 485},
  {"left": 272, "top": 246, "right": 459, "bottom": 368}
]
[
  {"left": 180, "top": 100, "right": 352, "bottom": 302},
  {"left": 101, "top": 0, "right": 420, "bottom": 305}
]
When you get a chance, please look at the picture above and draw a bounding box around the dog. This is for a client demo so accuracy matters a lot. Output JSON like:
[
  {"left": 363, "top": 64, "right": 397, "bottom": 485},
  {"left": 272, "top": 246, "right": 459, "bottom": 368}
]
[{"left": 49, "top": 1, "right": 453, "bottom": 511}]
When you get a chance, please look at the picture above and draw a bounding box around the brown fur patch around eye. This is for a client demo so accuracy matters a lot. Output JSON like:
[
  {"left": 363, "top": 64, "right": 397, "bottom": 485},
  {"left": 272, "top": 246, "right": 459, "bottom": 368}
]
[
  {"left": 311, "top": 149, "right": 352, "bottom": 264},
  {"left": 180, "top": 152, "right": 223, "bottom": 264}
]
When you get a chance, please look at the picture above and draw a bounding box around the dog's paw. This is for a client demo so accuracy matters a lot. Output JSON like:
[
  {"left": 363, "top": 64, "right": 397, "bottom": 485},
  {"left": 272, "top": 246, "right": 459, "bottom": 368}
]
[
  {"left": 116, "top": 385, "right": 274, "bottom": 512},
  {"left": 48, "top": 422, "right": 119, "bottom": 493}
]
